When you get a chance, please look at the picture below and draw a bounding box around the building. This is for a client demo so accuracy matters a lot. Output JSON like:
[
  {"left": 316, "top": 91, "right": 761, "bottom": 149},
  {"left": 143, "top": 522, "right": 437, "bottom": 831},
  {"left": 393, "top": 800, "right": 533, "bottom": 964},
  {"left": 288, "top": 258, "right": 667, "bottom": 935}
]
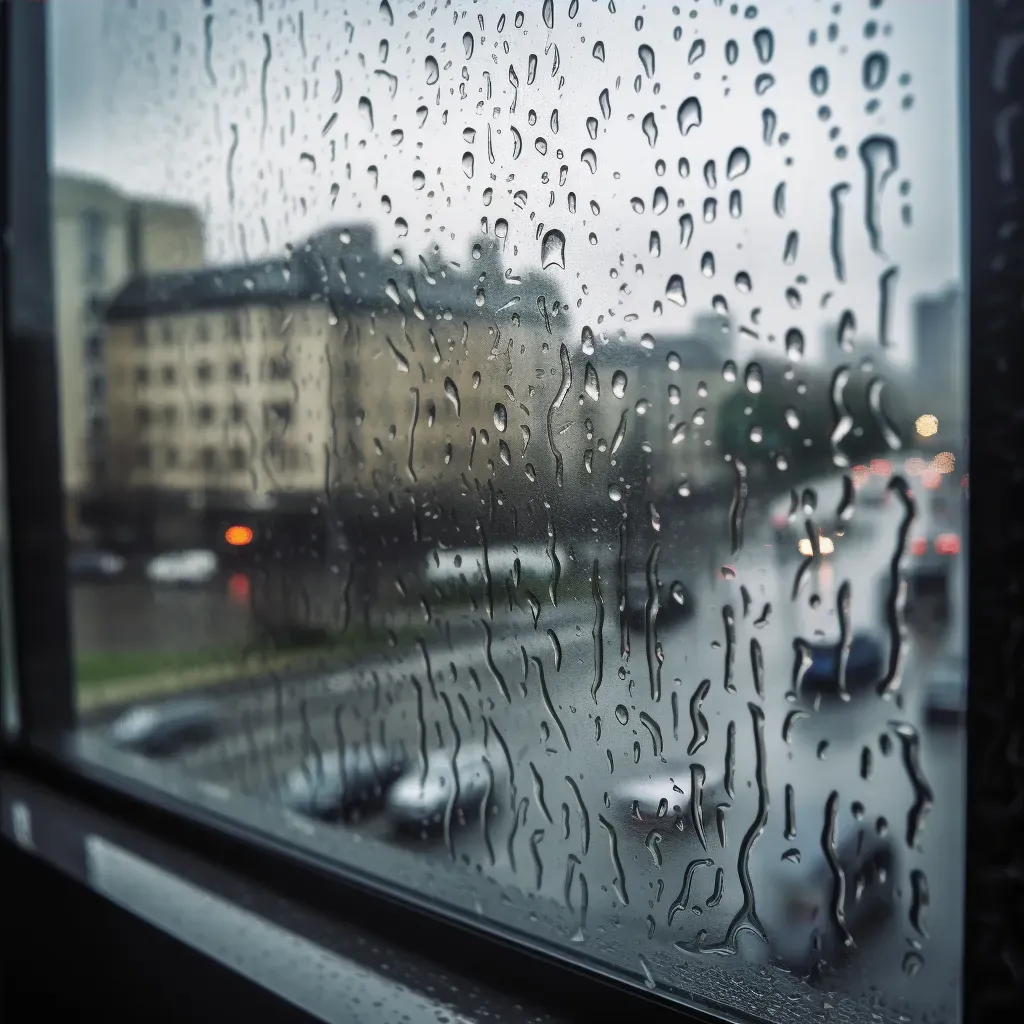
[
  {"left": 912, "top": 288, "right": 964, "bottom": 445},
  {"left": 51, "top": 174, "right": 204, "bottom": 536}
]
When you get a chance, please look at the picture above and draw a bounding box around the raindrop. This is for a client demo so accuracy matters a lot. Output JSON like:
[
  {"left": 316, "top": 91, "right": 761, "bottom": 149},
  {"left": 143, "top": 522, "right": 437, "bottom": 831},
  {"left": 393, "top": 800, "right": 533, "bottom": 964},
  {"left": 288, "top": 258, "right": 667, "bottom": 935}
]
[
  {"left": 735, "top": 271, "right": 752, "bottom": 292},
  {"left": 677, "top": 97, "right": 702, "bottom": 135},
  {"left": 785, "top": 328, "right": 805, "bottom": 361},
  {"left": 612, "top": 371, "right": 627, "bottom": 399},
  {"left": 666, "top": 352, "right": 681, "bottom": 372},
  {"left": 665, "top": 275, "right": 687, "bottom": 307},
  {"left": 462, "top": 152, "right": 475, "bottom": 178},
  {"left": 593, "top": 41, "right": 606, "bottom": 62},
  {"left": 609, "top": 484, "right": 623, "bottom": 502},
  {"left": 615, "top": 704, "right": 629, "bottom": 724},
  {"left": 584, "top": 363, "right": 600, "bottom": 401},
  {"left": 755, "top": 73, "right": 775, "bottom": 95},
  {"left": 587, "top": 116, "right": 599, "bottom": 139},
  {"left": 599, "top": 89, "right": 612, "bottom": 120},
  {"left": 762, "top": 108, "right": 777, "bottom": 145},
  {"left": 642, "top": 112, "right": 658, "bottom": 148},
  {"left": 670, "top": 582, "right": 686, "bottom": 605},
  {"left": 536, "top": 137, "right": 548, "bottom": 155},
  {"left": 688, "top": 39, "right": 705, "bottom": 64},
  {"left": 745, "top": 362, "right": 763, "bottom": 393},
  {"left": 541, "top": 229, "right": 566, "bottom": 269},
  {"left": 638, "top": 44, "right": 655, "bottom": 78},
  {"left": 726, "top": 39, "right": 739, "bottom": 64},
  {"left": 729, "top": 190, "right": 742, "bottom": 217},
  {"left": 543, "top": 0, "right": 554, "bottom": 30},
  {"left": 652, "top": 188, "right": 668, "bottom": 214},
  {"left": 581, "top": 149, "right": 598, "bottom": 173},
  {"left": 726, "top": 147, "right": 750, "bottom": 180},
  {"left": 701, "top": 252, "right": 715, "bottom": 277},
  {"left": 425, "top": 55, "right": 440, "bottom": 85},
  {"left": 495, "top": 218, "right": 509, "bottom": 245},
  {"left": 412, "top": 170, "right": 426, "bottom": 190},
  {"left": 631, "top": 197, "right": 646, "bottom": 214},
  {"left": 358, "top": 96, "right": 374, "bottom": 129},
  {"left": 493, "top": 403, "right": 508, "bottom": 432},
  {"left": 649, "top": 231, "right": 661, "bottom": 257},
  {"left": 810, "top": 65, "right": 829, "bottom": 96},
  {"left": 679, "top": 213, "right": 693, "bottom": 248},
  {"left": 444, "top": 377, "right": 461, "bottom": 416},
  {"left": 753, "top": 27, "right": 774, "bottom": 63},
  {"left": 863, "top": 52, "right": 889, "bottom": 91}
]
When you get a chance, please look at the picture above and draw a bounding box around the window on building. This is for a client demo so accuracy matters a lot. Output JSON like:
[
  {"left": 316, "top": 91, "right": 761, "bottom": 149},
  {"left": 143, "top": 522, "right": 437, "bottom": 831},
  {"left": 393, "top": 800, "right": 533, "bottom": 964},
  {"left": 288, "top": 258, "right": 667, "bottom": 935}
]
[
  {"left": 228, "top": 359, "right": 245, "bottom": 382},
  {"left": 226, "top": 313, "right": 243, "bottom": 340},
  {"left": 133, "top": 366, "right": 149, "bottom": 386},
  {"left": 229, "top": 402, "right": 245, "bottom": 424},
  {"left": 196, "top": 318, "right": 210, "bottom": 343},
  {"left": 228, "top": 446, "right": 246, "bottom": 471},
  {"left": 199, "top": 446, "right": 218, "bottom": 471},
  {"left": 134, "top": 445, "right": 151, "bottom": 469},
  {"left": 266, "top": 356, "right": 292, "bottom": 381},
  {"left": 133, "top": 322, "right": 148, "bottom": 348},
  {"left": 162, "top": 365, "right": 177, "bottom": 385},
  {"left": 165, "top": 447, "right": 180, "bottom": 469},
  {"left": 163, "top": 405, "right": 178, "bottom": 427},
  {"left": 161, "top": 321, "right": 174, "bottom": 345},
  {"left": 263, "top": 401, "right": 292, "bottom": 430},
  {"left": 196, "top": 403, "right": 215, "bottom": 426},
  {"left": 84, "top": 334, "right": 103, "bottom": 361},
  {"left": 80, "top": 208, "right": 107, "bottom": 284},
  {"left": 88, "top": 375, "right": 106, "bottom": 401},
  {"left": 134, "top": 406, "right": 151, "bottom": 428},
  {"left": 196, "top": 361, "right": 213, "bottom": 384}
]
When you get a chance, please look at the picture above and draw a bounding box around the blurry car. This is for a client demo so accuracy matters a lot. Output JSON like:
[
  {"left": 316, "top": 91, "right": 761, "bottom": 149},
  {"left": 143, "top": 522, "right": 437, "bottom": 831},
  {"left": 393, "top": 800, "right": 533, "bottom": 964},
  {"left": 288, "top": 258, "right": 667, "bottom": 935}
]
[
  {"left": 145, "top": 549, "right": 218, "bottom": 585},
  {"left": 385, "top": 742, "right": 502, "bottom": 836},
  {"left": 609, "top": 763, "right": 725, "bottom": 843},
  {"left": 67, "top": 548, "right": 127, "bottom": 581},
  {"left": 903, "top": 487, "right": 964, "bottom": 633},
  {"left": 109, "top": 698, "right": 221, "bottom": 757},
  {"left": 281, "top": 744, "right": 406, "bottom": 822},
  {"left": 923, "top": 654, "right": 967, "bottom": 724},
  {"left": 755, "top": 815, "right": 899, "bottom": 975},
  {"left": 425, "top": 544, "right": 556, "bottom": 603},
  {"left": 801, "top": 634, "right": 884, "bottom": 699}
]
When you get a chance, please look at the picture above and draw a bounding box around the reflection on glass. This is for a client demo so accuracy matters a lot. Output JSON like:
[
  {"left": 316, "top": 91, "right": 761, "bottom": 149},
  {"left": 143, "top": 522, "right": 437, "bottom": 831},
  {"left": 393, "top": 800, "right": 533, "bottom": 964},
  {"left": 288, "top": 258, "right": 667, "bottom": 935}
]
[{"left": 51, "top": 0, "right": 964, "bottom": 1018}]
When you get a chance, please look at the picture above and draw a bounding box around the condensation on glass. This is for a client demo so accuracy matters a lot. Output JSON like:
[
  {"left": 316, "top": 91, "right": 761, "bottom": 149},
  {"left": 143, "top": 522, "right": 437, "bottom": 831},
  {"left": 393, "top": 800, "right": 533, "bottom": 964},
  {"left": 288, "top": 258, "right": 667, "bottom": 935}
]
[{"left": 50, "top": 0, "right": 965, "bottom": 1019}]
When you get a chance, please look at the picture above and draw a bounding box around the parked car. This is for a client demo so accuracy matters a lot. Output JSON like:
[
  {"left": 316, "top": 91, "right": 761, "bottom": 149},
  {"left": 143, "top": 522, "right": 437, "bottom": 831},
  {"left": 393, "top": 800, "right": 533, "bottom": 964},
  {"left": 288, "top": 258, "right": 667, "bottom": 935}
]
[
  {"left": 67, "top": 548, "right": 126, "bottom": 581},
  {"left": 385, "top": 742, "right": 501, "bottom": 836},
  {"left": 609, "top": 762, "right": 726, "bottom": 844},
  {"left": 923, "top": 654, "right": 967, "bottom": 724},
  {"left": 755, "top": 814, "right": 899, "bottom": 975},
  {"left": 801, "top": 634, "right": 885, "bottom": 699},
  {"left": 281, "top": 744, "right": 406, "bottom": 822},
  {"left": 146, "top": 549, "right": 218, "bottom": 585},
  {"left": 109, "top": 698, "right": 221, "bottom": 757}
]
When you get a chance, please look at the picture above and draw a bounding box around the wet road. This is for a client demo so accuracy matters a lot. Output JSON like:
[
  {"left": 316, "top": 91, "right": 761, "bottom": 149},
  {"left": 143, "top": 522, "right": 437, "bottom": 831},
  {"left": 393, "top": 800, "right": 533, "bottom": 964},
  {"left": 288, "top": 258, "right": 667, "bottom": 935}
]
[{"left": 80, "top": 513, "right": 966, "bottom": 1022}]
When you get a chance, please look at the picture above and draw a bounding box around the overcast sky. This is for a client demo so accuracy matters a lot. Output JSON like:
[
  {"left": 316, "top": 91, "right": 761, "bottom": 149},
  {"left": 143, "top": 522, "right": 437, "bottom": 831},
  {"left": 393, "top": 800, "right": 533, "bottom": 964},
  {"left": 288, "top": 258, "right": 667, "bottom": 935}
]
[{"left": 48, "top": 0, "right": 963, "bottom": 366}]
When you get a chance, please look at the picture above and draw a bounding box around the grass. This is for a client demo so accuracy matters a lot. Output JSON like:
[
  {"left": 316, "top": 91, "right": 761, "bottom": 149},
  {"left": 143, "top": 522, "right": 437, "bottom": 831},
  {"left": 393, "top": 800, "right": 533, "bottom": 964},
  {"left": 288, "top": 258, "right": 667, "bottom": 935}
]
[{"left": 74, "top": 624, "right": 427, "bottom": 713}]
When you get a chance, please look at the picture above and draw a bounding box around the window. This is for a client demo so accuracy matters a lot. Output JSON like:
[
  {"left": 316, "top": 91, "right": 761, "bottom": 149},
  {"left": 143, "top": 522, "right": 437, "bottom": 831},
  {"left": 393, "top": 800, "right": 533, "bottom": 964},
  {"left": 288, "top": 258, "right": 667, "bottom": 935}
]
[
  {"left": 80, "top": 208, "right": 107, "bottom": 284},
  {"left": 87, "top": 374, "right": 105, "bottom": 401},
  {"left": 134, "top": 445, "right": 151, "bottom": 469},
  {"left": 161, "top": 321, "right": 174, "bottom": 345},
  {"left": 263, "top": 401, "right": 292, "bottom": 431},
  {"left": 133, "top": 366, "right": 149, "bottom": 386},
  {"left": 134, "top": 406, "right": 151, "bottom": 428},
  {"left": 165, "top": 446, "right": 180, "bottom": 469},
  {"left": 133, "top": 322, "right": 148, "bottom": 348},
  {"left": 161, "top": 365, "right": 176, "bottom": 386},
  {"left": 84, "top": 333, "right": 103, "bottom": 361},
  {"left": 24, "top": 3, "right": 982, "bottom": 1023},
  {"left": 163, "top": 405, "right": 178, "bottom": 427}
]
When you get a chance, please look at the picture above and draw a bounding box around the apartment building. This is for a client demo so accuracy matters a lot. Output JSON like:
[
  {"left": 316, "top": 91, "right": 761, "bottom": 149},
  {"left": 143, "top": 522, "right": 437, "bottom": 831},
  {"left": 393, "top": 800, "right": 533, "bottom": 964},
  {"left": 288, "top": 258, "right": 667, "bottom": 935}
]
[{"left": 52, "top": 174, "right": 204, "bottom": 536}]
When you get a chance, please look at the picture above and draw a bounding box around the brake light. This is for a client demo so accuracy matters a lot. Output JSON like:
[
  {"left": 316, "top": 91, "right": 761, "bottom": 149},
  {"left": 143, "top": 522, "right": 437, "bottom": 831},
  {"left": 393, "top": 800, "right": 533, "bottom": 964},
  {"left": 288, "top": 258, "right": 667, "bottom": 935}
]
[
  {"left": 225, "top": 525, "right": 254, "bottom": 546},
  {"left": 870, "top": 459, "right": 892, "bottom": 477},
  {"left": 772, "top": 513, "right": 788, "bottom": 529},
  {"left": 910, "top": 537, "right": 927, "bottom": 557},
  {"left": 935, "top": 533, "right": 960, "bottom": 556},
  {"left": 851, "top": 465, "right": 870, "bottom": 489}
]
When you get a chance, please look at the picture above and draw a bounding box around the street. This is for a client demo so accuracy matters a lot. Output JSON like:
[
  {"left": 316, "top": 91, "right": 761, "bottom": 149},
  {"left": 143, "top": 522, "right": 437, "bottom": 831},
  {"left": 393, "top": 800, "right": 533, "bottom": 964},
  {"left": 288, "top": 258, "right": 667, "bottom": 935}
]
[{"left": 74, "top": 495, "right": 966, "bottom": 1023}]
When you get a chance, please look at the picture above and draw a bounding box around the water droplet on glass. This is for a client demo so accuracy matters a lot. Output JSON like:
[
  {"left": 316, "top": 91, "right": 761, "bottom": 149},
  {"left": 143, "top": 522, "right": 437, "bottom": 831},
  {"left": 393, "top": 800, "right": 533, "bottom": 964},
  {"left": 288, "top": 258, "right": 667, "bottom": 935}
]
[
  {"left": 584, "top": 363, "right": 600, "bottom": 401},
  {"left": 744, "top": 362, "right": 763, "bottom": 394},
  {"left": 543, "top": 0, "right": 554, "bottom": 30},
  {"left": 753, "top": 27, "right": 774, "bottom": 63},
  {"left": 463, "top": 32, "right": 474, "bottom": 60},
  {"left": 726, "top": 147, "right": 750, "bottom": 180},
  {"left": 358, "top": 96, "right": 374, "bottom": 130},
  {"left": 493, "top": 403, "right": 508, "bottom": 432},
  {"left": 677, "top": 97, "right": 702, "bottom": 135},
  {"left": 810, "top": 65, "right": 829, "bottom": 96},
  {"left": 670, "top": 581, "right": 687, "bottom": 605},
  {"left": 785, "top": 328, "right": 805, "bottom": 361},
  {"left": 612, "top": 371, "right": 627, "bottom": 399},
  {"left": 608, "top": 484, "right": 623, "bottom": 502},
  {"left": 425, "top": 55, "right": 439, "bottom": 85},
  {"left": 688, "top": 38, "right": 705, "bottom": 64},
  {"left": 667, "top": 352, "right": 681, "bottom": 372},
  {"left": 615, "top": 704, "right": 629, "bottom": 724},
  {"left": 735, "top": 271, "right": 752, "bottom": 292},
  {"left": 412, "top": 170, "right": 426, "bottom": 190},
  {"left": 863, "top": 51, "right": 889, "bottom": 91},
  {"left": 593, "top": 41, "right": 605, "bottom": 62},
  {"left": 665, "top": 275, "right": 687, "bottom": 307},
  {"left": 444, "top": 377, "right": 461, "bottom": 416},
  {"left": 726, "top": 39, "right": 739, "bottom": 64},
  {"left": 642, "top": 112, "right": 658, "bottom": 148},
  {"left": 701, "top": 252, "right": 715, "bottom": 277},
  {"left": 581, "top": 149, "right": 598, "bottom": 173},
  {"left": 581, "top": 325, "right": 596, "bottom": 355},
  {"left": 755, "top": 73, "right": 775, "bottom": 95},
  {"left": 723, "top": 360, "right": 737, "bottom": 383},
  {"left": 638, "top": 44, "right": 655, "bottom": 78},
  {"left": 649, "top": 231, "right": 661, "bottom": 257},
  {"left": 631, "top": 197, "right": 646, "bottom": 214},
  {"left": 652, "top": 187, "right": 668, "bottom": 214},
  {"left": 541, "top": 229, "right": 566, "bottom": 270},
  {"left": 462, "top": 152, "right": 475, "bottom": 178}
]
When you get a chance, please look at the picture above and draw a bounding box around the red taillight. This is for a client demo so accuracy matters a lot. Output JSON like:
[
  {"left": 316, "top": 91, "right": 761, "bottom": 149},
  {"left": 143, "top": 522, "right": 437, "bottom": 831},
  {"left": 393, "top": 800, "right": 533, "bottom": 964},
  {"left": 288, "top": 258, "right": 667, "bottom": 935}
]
[
  {"left": 935, "top": 533, "right": 960, "bottom": 556},
  {"left": 870, "top": 459, "right": 892, "bottom": 477},
  {"left": 772, "top": 513, "right": 788, "bottom": 529},
  {"left": 910, "top": 537, "right": 927, "bottom": 557},
  {"left": 225, "top": 525, "right": 254, "bottom": 546}
]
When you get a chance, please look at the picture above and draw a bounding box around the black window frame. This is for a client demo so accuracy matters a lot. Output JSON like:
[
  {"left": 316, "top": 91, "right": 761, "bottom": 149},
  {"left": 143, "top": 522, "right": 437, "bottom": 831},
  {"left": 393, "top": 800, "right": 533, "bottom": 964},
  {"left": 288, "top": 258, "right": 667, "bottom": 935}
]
[{"left": 2, "top": 2, "right": 1023, "bottom": 1022}]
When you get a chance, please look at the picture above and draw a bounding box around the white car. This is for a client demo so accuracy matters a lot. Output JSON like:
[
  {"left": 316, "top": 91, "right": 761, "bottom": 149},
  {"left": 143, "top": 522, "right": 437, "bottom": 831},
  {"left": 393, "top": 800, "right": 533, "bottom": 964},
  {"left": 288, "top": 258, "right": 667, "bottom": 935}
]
[{"left": 145, "top": 549, "right": 218, "bottom": 585}]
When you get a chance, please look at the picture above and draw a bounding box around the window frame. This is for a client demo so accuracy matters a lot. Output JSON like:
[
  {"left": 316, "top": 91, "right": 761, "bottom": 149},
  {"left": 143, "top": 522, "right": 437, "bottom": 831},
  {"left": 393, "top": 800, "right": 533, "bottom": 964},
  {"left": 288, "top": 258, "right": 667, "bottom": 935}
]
[{"left": 1, "top": 1, "right": 1021, "bottom": 1021}]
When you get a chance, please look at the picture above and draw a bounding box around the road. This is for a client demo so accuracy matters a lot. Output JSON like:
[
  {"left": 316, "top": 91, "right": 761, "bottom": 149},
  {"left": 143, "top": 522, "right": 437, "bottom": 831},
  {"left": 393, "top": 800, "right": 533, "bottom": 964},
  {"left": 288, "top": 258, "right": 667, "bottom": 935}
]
[{"left": 78, "top": 509, "right": 965, "bottom": 1022}]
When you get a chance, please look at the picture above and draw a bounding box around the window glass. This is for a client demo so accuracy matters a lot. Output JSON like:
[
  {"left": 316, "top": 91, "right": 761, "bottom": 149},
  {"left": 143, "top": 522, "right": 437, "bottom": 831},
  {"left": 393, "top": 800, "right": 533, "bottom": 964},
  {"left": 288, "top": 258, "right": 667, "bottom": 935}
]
[{"left": 50, "top": 1, "right": 965, "bottom": 1019}]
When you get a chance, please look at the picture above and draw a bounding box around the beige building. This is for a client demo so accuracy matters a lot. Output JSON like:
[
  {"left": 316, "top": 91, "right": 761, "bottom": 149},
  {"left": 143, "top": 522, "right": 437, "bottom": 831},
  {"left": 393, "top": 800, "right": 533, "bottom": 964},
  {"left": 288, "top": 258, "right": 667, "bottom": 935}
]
[{"left": 51, "top": 174, "right": 204, "bottom": 535}]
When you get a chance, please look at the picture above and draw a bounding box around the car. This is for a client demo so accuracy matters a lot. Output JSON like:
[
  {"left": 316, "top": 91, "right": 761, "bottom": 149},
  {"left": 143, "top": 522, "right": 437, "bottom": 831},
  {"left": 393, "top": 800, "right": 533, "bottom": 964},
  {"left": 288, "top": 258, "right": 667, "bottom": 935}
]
[
  {"left": 67, "top": 548, "right": 127, "bottom": 581},
  {"left": 109, "top": 698, "right": 221, "bottom": 757},
  {"left": 281, "top": 744, "right": 406, "bottom": 822},
  {"left": 923, "top": 654, "right": 967, "bottom": 724},
  {"left": 754, "top": 813, "right": 899, "bottom": 976},
  {"left": 903, "top": 488, "right": 964, "bottom": 634},
  {"left": 385, "top": 742, "right": 501, "bottom": 836},
  {"left": 145, "top": 549, "right": 218, "bottom": 585},
  {"left": 800, "top": 634, "right": 884, "bottom": 699}
]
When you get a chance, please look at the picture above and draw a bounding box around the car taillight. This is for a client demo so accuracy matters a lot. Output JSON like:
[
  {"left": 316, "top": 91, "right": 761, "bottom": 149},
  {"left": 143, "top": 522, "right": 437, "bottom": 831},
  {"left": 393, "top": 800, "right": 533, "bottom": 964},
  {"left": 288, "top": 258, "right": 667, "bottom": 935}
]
[
  {"left": 935, "top": 533, "right": 960, "bottom": 555},
  {"left": 910, "top": 537, "right": 927, "bottom": 557},
  {"left": 772, "top": 513, "right": 788, "bottom": 529}
]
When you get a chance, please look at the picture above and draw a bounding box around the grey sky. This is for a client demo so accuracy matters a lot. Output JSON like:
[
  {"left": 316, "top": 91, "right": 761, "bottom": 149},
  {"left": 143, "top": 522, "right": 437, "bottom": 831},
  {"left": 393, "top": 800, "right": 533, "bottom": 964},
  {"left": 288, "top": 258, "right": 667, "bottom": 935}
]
[{"left": 49, "top": 0, "right": 963, "bottom": 365}]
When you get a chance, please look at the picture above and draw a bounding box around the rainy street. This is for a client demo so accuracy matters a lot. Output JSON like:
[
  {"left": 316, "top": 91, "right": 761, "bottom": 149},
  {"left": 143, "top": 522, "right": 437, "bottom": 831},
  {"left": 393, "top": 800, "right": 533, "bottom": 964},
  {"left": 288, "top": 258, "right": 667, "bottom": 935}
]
[{"left": 79, "top": 509, "right": 965, "bottom": 1021}]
